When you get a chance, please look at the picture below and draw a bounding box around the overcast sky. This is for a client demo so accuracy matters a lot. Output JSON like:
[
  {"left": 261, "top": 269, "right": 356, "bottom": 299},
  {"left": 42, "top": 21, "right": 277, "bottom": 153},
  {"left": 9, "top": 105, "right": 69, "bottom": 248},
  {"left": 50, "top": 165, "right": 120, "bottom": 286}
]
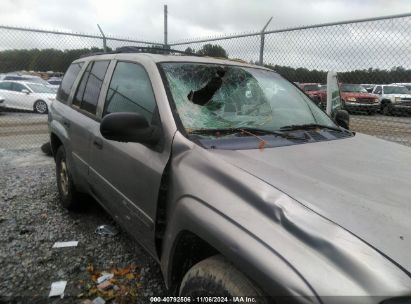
[
  {"left": 1, "top": 0, "right": 411, "bottom": 42},
  {"left": 1, "top": 0, "right": 410, "bottom": 70}
]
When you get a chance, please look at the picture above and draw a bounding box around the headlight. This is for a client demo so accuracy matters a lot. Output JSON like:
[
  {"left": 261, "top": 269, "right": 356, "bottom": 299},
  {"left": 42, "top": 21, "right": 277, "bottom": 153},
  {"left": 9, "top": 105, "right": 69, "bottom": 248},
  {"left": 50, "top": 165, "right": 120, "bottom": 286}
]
[
  {"left": 347, "top": 97, "right": 357, "bottom": 102},
  {"left": 394, "top": 97, "right": 401, "bottom": 103}
]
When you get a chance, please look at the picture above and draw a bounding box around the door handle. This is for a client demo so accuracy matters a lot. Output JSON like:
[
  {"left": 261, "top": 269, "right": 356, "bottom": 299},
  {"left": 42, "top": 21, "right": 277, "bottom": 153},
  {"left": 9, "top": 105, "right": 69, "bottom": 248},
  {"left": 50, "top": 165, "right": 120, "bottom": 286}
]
[{"left": 93, "top": 137, "right": 103, "bottom": 149}]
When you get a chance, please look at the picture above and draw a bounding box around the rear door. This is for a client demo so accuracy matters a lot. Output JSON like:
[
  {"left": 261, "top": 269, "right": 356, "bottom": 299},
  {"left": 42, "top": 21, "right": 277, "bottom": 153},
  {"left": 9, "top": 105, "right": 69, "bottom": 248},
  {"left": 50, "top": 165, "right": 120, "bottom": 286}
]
[
  {"left": 88, "top": 60, "right": 171, "bottom": 256},
  {"left": 67, "top": 60, "right": 111, "bottom": 190}
]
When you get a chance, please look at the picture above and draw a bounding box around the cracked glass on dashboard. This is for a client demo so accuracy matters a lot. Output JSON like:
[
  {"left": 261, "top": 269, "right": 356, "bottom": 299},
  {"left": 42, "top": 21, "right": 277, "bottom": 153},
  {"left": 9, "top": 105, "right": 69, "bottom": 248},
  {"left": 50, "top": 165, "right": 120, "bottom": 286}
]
[{"left": 160, "top": 63, "right": 335, "bottom": 134}]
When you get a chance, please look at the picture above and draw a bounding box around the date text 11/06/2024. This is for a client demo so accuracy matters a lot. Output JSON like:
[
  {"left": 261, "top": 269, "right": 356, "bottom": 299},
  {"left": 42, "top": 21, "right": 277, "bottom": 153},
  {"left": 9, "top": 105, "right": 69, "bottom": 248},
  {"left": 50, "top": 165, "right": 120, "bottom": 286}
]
[{"left": 149, "top": 296, "right": 258, "bottom": 303}]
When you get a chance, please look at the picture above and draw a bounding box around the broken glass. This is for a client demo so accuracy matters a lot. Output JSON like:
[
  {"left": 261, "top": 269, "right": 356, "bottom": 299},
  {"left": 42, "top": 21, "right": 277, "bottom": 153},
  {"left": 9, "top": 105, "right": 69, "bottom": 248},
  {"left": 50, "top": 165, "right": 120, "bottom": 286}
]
[{"left": 160, "top": 63, "right": 335, "bottom": 135}]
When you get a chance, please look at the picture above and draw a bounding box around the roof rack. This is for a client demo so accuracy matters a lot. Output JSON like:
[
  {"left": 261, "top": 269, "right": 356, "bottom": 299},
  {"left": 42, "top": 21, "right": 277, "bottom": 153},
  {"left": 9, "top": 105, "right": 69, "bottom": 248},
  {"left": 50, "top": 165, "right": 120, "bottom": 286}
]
[{"left": 80, "top": 46, "right": 202, "bottom": 58}]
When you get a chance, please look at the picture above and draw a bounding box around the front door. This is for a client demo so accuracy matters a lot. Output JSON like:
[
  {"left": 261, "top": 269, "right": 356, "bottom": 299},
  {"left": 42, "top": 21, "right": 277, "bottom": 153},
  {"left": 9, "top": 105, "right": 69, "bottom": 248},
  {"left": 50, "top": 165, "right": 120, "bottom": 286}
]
[{"left": 88, "top": 61, "right": 171, "bottom": 256}]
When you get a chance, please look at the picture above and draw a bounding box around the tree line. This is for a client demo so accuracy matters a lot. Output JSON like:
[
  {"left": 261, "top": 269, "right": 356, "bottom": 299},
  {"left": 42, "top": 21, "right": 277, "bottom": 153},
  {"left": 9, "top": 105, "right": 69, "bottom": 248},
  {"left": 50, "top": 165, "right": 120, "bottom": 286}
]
[{"left": 0, "top": 44, "right": 410, "bottom": 84}]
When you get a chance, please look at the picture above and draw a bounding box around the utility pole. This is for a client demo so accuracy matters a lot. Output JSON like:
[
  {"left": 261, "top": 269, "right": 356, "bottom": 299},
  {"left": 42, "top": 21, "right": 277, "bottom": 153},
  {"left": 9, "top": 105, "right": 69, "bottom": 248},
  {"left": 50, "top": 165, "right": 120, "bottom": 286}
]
[
  {"left": 97, "top": 24, "right": 107, "bottom": 53},
  {"left": 259, "top": 17, "right": 273, "bottom": 66},
  {"left": 164, "top": 4, "right": 168, "bottom": 48}
]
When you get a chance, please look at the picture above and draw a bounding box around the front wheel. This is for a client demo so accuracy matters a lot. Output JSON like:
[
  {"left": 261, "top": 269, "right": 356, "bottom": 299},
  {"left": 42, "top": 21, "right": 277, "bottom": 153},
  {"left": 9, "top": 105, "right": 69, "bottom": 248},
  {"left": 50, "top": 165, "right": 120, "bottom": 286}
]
[
  {"left": 34, "top": 100, "right": 48, "bottom": 114},
  {"left": 381, "top": 102, "right": 393, "bottom": 116},
  {"left": 179, "top": 255, "right": 268, "bottom": 303}
]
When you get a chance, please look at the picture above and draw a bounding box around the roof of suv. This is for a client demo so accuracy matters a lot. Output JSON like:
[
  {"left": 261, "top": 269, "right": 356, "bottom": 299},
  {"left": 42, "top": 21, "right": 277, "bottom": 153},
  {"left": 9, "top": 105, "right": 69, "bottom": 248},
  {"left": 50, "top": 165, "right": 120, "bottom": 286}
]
[{"left": 74, "top": 52, "right": 271, "bottom": 70}]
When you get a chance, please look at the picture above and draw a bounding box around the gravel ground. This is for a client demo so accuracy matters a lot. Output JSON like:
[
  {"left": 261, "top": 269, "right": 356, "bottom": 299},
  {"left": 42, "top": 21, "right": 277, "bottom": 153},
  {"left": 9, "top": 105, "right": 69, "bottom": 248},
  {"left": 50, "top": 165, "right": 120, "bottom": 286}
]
[{"left": 0, "top": 148, "right": 167, "bottom": 303}]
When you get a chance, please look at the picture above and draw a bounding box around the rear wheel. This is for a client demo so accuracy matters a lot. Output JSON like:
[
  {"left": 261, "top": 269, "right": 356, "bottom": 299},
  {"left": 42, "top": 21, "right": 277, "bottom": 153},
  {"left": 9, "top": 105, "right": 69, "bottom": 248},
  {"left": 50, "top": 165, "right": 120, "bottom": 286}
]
[
  {"left": 55, "top": 145, "right": 82, "bottom": 210},
  {"left": 179, "top": 255, "right": 268, "bottom": 303},
  {"left": 34, "top": 100, "right": 48, "bottom": 114}
]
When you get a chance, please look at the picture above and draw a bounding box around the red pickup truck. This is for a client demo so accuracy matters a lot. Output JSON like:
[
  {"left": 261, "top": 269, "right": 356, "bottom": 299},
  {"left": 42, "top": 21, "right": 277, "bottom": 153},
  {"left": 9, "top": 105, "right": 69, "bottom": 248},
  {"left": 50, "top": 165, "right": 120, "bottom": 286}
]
[{"left": 339, "top": 84, "right": 380, "bottom": 115}]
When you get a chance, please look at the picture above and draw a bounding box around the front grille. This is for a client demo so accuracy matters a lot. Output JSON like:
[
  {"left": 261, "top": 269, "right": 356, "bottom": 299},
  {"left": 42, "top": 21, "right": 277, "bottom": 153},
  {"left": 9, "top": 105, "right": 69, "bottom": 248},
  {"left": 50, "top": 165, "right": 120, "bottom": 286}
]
[
  {"left": 400, "top": 98, "right": 411, "bottom": 101},
  {"left": 357, "top": 98, "right": 376, "bottom": 104}
]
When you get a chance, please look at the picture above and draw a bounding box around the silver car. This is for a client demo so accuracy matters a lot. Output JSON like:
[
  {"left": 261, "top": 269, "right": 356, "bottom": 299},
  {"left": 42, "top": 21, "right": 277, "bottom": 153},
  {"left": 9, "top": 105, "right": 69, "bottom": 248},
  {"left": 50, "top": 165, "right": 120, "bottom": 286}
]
[{"left": 48, "top": 50, "right": 411, "bottom": 303}]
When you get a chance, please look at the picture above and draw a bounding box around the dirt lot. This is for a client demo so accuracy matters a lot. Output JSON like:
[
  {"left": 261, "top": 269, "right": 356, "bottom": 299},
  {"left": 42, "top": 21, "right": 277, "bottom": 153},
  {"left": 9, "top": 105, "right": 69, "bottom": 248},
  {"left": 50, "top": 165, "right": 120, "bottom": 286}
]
[{"left": 0, "top": 148, "right": 167, "bottom": 303}]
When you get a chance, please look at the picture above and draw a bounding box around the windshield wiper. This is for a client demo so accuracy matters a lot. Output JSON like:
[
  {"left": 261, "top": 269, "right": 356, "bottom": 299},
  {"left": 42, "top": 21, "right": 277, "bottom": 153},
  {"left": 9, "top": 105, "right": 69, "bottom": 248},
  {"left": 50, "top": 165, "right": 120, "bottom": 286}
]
[
  {"left": 280, "top": 123, "right": 345, "bottom": 132},
  {"left": 188, "top": 127, "right": 307, "bottom": 140}
]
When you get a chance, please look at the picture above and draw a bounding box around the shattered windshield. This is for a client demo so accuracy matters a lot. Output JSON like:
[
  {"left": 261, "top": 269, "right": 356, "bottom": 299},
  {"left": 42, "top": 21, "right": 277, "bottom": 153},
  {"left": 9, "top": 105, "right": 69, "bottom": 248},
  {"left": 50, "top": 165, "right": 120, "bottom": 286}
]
[{"left": 160, "top": 63, "right": 335, "bottom": 134}]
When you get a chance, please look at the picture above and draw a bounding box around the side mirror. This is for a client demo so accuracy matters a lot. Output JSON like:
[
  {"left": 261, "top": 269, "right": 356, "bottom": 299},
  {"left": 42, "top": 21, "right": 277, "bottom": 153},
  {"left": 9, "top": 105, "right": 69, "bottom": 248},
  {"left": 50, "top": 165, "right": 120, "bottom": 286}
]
[
  {"left": 335, "top": 109, "right": 350, "bottom": 130},
  {"left": 21, "top": 89, "right": 30, "bottom": 94},
  {"left": 100, "top": 112, "right": 160, "bottom": 145}
]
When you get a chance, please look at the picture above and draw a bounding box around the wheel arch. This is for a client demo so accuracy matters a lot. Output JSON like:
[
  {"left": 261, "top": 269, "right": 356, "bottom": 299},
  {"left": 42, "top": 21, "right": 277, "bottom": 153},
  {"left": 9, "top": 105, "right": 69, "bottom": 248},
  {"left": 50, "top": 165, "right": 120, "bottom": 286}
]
[
  {"left": 160, "top": 197, "right": 317, "bottom": 299},
  {"left": 50, "top": 132, "right": 63, "bottom": 158},
  {"left": 166, "top": 230, "right": 220, "bottom": 294}
]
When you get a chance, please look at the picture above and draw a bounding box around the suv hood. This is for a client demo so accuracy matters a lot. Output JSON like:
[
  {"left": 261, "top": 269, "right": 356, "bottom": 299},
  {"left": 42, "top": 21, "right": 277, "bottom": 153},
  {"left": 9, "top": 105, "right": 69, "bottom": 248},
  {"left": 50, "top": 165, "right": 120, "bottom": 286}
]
[{"left": 209, "top": 134, "right": 411, "bottom": 273}]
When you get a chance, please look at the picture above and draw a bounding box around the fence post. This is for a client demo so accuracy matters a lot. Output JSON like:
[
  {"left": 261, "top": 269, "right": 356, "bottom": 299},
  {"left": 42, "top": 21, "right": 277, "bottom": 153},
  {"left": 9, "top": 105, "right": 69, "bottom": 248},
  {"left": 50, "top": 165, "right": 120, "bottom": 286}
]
[
  {"left": 164, "top": 5, "right": 168, "bottom": 48},
  {"left": 259, "top": 17, "right": 273, "bottom": 66},
  {"left": 97, "top": 24, "right": 107, "bottom": 53}
]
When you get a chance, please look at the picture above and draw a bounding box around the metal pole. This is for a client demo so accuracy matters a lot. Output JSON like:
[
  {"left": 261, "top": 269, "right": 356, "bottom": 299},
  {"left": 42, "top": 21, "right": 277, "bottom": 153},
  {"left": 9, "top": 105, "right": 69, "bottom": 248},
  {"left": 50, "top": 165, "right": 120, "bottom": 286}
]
[
  {"left": 97, "top": 24, "right": 107, "bottom": 53},
  {"left": 259, "top": 17, "right": 272, "bottom": 66},
  {"left": 164, "top": 5, "right": 168, "bottom": 48}
]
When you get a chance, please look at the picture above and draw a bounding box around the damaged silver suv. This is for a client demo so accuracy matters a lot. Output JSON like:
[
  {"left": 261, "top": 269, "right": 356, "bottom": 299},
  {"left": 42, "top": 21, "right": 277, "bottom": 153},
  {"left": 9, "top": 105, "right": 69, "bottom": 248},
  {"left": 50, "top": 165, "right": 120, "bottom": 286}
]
[{"left": 48, "top": 48, "right": 411, "bottom": 303}]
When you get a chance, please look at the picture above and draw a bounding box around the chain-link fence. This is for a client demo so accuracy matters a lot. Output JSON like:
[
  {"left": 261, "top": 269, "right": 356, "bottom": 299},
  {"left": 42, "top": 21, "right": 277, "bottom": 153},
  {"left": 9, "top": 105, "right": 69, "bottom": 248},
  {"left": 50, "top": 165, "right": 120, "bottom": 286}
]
[
  {"left": 170, "top": 13, "right": 411, "bottom": 146},
  {"left": 0, "top": 13, "right": 410, "bottom": 149},
  {"left": 0, "top": 25, "right": 159, "bottom": 149}
]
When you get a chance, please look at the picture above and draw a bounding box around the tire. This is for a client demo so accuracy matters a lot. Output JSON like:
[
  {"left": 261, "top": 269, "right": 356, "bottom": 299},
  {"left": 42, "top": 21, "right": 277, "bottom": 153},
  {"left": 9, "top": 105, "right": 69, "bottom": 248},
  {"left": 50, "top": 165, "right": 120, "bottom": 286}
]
[
  {"left": 33, "top": 100, "right": 48, "bottom": 114},
  {"left": 381, "top": 102, "right": 392, "bottom": 116},
  {"left": 179, "top": 255, "right": 268, "bottom": 303},
  {"left": 55, "top": 145, "right": 82, "bottom": 210}
]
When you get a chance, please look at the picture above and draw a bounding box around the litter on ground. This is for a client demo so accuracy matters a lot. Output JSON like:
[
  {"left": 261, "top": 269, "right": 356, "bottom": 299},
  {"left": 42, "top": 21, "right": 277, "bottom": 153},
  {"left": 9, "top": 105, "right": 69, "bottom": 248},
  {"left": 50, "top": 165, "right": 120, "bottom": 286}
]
[
  {"left": 48, "top": 280, "right": 67, "bottom": 298},
  {"left": 52, "top": 241, "right": 79, "bottom": 248},
  {"left": 95, "top": 225, "right": 119, "bottom": 237}
]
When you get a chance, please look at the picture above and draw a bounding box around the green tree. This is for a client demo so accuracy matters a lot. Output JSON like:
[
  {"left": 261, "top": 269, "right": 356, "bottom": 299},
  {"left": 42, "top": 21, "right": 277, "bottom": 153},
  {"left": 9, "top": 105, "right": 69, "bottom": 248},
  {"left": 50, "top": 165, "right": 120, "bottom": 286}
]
[
  {"left": 184, "top": 47, "right": 195, "bottom": 54},
  {"left": 196, "top": 44, "right": 228, "bottom": 58}
]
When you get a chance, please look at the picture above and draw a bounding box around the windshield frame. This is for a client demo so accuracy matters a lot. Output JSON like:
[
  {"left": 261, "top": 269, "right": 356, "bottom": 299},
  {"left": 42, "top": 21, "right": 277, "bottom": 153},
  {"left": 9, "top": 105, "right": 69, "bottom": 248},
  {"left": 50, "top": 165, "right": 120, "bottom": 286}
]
[{"left": 157, "top": 61, "right": 338, "bottom": 139}]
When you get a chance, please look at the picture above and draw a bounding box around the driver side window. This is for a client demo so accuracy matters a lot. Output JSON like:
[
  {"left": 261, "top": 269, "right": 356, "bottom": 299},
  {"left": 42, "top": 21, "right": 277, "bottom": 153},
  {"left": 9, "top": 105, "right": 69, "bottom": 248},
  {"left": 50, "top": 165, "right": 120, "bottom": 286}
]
[
  {"left": 103, "top": 61, "right": 157, "bottom": 124},
  {"left": 374, "top": 86, "right": 382, "bottom": 94}
]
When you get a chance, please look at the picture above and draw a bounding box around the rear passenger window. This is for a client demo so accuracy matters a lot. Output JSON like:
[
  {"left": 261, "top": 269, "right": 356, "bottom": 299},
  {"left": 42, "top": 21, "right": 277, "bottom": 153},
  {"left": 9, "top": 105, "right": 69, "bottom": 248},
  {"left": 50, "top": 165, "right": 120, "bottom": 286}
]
[
  {"left": 73, "top": 60, "right": 110, "bottom": 115},
  {"left": 57, "top": 62, "right": 84, "bottom": 103},
  {"left": 103, "top": 62, "right": 156, "bottom": 122}
]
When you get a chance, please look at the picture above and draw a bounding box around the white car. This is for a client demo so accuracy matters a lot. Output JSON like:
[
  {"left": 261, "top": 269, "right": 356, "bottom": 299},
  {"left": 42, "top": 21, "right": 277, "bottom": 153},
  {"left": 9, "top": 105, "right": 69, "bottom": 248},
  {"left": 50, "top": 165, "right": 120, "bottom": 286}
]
[
  {"left": 372, "top": 84, "right": 411, "bottom": 115},
  {"left": 47, "top": 77, "right": 63, "bottom": 92},
  {"left": 0, "top": 81, "right": 56, "bottom": 114},
  {"left": 0, "top": 95, "right": 4, "bottom": 110}
]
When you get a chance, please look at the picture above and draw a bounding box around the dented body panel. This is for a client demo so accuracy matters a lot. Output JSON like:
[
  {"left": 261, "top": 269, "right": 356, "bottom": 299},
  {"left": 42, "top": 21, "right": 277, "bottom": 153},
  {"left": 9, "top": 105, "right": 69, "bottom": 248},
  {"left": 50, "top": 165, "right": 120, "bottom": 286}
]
[{"left": 161, "top": 131, "right": 411, "bottom": 301}]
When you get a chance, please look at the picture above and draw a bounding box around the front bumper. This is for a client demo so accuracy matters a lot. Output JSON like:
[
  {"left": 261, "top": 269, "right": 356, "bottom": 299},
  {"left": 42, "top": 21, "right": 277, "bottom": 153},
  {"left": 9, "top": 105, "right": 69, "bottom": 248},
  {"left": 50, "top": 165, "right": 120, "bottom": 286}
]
[
  {"left": 345, "top": 102, "right": 380, "bottom": 112},
  {"left": 391, "top": 103, "right": 411, "bottom": 113}
]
